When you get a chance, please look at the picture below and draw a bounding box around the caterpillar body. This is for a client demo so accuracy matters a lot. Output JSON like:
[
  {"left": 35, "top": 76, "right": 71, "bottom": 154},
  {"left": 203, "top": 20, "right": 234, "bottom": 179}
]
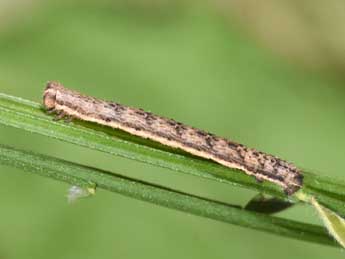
[{"left": 43, "top": 81, "right": 303, "bottom": 195}]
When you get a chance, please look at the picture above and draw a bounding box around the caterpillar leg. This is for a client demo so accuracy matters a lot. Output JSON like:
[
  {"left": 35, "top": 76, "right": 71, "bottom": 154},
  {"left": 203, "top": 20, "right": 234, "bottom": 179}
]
[
  {"left": 255, "top": 175, "right": 264, "bottom": 183},
  {"left": 45, "top": 107, "right": 56, "bottom": 114},
  {"left": 53, "top": 111, "right": 67, "bottom": 121},
  {"left": 64, "top": 116, "right": 73, "bottom": 123}
]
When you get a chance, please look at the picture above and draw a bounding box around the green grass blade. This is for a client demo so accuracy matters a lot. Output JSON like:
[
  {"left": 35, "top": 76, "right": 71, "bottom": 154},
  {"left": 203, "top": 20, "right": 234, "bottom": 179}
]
[
  {"left": 0, "top": 144, "right": 337, "bottom": 247},
  {"left": 311, "top": 197, "right": 345, "bottom": 248}
]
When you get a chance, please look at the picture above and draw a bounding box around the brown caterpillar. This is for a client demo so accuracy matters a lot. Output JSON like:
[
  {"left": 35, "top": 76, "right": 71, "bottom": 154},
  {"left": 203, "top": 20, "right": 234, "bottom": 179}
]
[{"left": 43, "top": 81, "right": 303, "bottom": 195}]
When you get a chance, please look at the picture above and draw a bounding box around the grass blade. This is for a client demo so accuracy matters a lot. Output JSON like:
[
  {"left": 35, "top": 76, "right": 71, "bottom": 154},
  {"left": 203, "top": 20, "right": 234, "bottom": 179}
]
[
  {"left": 0, "top": 144, "right": 337, "bottom": 247},
  {"left": 311, "top": 197, "right": 345, "bottom": 247}
]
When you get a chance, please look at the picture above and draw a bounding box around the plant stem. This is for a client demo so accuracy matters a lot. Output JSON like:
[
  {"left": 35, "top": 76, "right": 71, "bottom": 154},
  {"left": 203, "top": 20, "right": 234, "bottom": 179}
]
[{"left": 0, "top": 144, "right": 336, "bottom": 247}]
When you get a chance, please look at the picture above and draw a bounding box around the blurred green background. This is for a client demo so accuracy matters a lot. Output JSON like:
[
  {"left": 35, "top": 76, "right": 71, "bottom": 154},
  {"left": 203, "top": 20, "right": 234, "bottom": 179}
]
[{"left": 0, "top": 1, "right": 345, "bottom": 258}]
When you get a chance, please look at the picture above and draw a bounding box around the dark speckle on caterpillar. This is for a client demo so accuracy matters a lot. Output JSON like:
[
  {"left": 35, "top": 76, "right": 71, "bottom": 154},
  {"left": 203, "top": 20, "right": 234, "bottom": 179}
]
[{"left": 43, "top": 81, "right": 303, "bottom": 195}]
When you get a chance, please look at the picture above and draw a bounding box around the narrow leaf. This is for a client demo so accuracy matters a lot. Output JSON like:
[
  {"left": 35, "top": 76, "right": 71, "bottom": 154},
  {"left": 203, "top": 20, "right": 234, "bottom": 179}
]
[
  {"left": 0, "top": 144, "right": 337, "bottom": 247},
  {"left": 311, "top": 197, "right": 345, "bottom": 248}
]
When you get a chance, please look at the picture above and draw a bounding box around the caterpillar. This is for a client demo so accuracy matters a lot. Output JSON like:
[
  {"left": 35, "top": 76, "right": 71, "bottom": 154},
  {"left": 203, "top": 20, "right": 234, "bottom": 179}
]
[{"left": 43, "top": 81, "right": 303, "bottom": 195}]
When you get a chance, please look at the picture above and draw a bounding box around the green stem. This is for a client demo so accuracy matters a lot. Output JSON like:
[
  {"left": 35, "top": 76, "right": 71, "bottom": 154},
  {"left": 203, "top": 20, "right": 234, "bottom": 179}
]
[{"left": 0, "top": 144, "right": 336, "bottom": 247}]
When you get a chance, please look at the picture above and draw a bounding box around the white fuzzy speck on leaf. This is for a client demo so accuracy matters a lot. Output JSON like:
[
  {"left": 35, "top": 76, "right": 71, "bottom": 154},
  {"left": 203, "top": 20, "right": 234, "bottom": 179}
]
[{"left": 67, "top": 185, "right": 95, "bottom": 203}]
